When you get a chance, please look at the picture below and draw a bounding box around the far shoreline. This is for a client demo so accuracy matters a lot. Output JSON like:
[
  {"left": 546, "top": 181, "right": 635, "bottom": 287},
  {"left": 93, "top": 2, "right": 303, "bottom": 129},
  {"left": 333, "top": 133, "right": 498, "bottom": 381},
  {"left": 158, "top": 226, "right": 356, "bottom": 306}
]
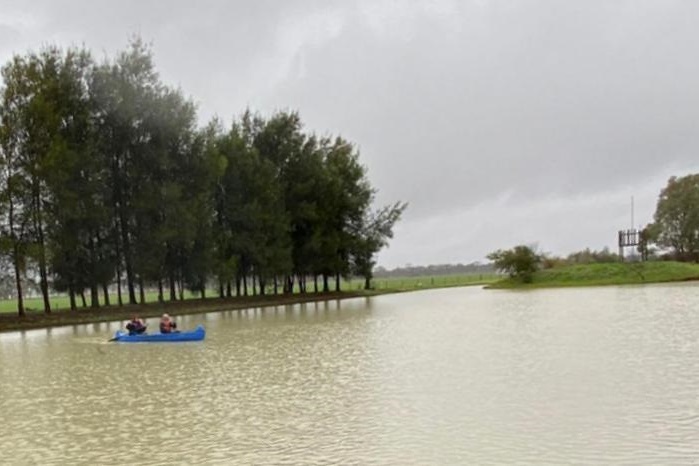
[
  {"left": 0, "top": 275, "right": 498, "bottom": 334},
  {"left": 0, "top": 290, "right": 378, "bottom": 334},
  {"left": 485, "top": 261, "right": 699, "bottom": 290},
  {"left": 2, "top": 263, "right": 698, "bottom": 334}
]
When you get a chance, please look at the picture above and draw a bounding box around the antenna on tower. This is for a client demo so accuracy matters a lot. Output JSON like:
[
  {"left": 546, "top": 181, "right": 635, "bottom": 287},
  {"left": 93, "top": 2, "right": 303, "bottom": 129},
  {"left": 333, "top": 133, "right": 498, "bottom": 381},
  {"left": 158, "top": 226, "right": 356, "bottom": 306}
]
[{"left": 618, "top": 195, "right": 646, "bottom": 262}]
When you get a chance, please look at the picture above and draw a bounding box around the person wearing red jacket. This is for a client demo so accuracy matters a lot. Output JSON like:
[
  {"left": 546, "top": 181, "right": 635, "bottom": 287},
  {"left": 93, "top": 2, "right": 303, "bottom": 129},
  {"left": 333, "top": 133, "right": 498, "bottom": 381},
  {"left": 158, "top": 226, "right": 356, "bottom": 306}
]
[{"left": 159, "top": 314, "right": 178, "bottom": 334}]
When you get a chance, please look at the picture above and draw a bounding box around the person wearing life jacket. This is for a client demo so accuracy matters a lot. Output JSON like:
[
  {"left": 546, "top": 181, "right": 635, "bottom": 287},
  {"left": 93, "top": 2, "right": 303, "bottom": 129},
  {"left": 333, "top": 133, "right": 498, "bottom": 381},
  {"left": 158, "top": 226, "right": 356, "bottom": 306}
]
[
  {"left": 159, "top": 313, "right": 178, "bottom": 334},
  {"left": 125, "top": 316, "right": 147, "bottom": 335}
]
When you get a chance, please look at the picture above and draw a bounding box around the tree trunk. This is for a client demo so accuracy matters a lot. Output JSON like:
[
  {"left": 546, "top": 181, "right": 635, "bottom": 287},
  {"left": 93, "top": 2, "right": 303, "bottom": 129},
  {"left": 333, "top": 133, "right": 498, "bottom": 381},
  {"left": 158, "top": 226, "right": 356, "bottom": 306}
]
[
  {"left": 88, "top": 236, "right": 99, "bottom": 308},
  {"left": 113, "top": 222, "right": 123, "bottom": 306},
  {"left": 243, "top": 274, "right": 248, "bottom": 297},
  {"left": 169, "top": 273, "right": 177, "bottom": 301},
  {"left": 158, "top": 279, "right": 164, "bottom": 302},
  {"left": 364, "top": 276, "right": 371, "bottom": 290},
  {"left": 69, "top": 287, "right": 77, "bottom": 311},
  {"left": 139, "top": 276, "right": 145, "bottom": 304},
  {"left": 118, "top": 213, "right": 137, "bottom": 304},
  {"left": 116, "top": 260, "right": 123, "bottom": 306},
  {"left": 323, "top": 274, "right": 329, "bottom": 293},
  {"left": 235, "top": 277, "right": 241, "bottom": 297},
  {"left": 102, "top": 283, "right": 111, "bottom": 307},
  {"left": 12, "top": 242, "right": 25, "bottom": 317},
  {"left": 227, "top": 280, "right": 232, "bottom": 298},
  {"left": 80, "top": 291, "right": 87, "bottom": 308},
  {"left": 34, "top": 189, "right": 51, "bottom": 314},
  {"left": 95, "top": 233, "right": 110, "bottom": 307},
  {"left": 8, "top": 177, "right": 25, "bottom": 317},
  {"left": 273, "top": 276, "right": 278, "bottom": 295},
  {"left": 90, "top": 284, "right": 99, "bottom": 308},
  {"left": 314, "top": 275, "right": 318, "bottom": 293},
  {"left": 219, "top": 280, "right": 224, "bottom": 299},
  {"left": 123, "top": 245, "right": 136, "bottom": 304},
  {"left": 335, "top": 272, "right": 341, "bottom": 292},
  {"left": 112, "top": 155, "right": 136, "bottom": 304}
]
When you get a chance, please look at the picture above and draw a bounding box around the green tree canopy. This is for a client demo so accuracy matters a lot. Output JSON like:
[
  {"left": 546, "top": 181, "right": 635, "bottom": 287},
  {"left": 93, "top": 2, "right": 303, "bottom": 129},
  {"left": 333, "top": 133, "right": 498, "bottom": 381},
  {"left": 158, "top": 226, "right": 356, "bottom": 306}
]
[
  {"left": 487, "top": 245, "right": 541, "bottom": 283},
  {"left": 0, "top": 39, "right": 405, "bottom": 315},
  {"left": 647, "top": 174, "right": 699, "bottom": 262},
  {"left": 351, "top": 202, "right": 407, "bottom": 289}
]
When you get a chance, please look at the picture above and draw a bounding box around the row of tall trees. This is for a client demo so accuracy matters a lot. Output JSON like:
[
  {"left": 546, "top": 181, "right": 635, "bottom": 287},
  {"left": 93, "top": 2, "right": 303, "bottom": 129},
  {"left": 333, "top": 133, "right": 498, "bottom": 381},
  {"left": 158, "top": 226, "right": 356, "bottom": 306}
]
[{"left": 0, "top": 40, "right": 405, "bottom": 316}]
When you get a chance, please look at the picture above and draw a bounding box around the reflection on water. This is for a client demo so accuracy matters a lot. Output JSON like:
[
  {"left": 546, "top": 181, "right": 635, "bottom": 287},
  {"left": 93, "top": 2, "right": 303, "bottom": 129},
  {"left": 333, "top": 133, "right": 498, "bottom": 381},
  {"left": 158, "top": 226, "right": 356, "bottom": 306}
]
[{"left": 1, "top": 285, "right": 699, "bottom": 465}]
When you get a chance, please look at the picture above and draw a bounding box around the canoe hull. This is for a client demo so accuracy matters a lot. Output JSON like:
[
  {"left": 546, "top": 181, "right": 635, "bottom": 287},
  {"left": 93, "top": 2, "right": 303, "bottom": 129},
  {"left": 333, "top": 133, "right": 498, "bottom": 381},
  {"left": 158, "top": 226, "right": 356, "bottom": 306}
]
[{"left": 113, "top": 325, "right": 205, "bottom": 342}]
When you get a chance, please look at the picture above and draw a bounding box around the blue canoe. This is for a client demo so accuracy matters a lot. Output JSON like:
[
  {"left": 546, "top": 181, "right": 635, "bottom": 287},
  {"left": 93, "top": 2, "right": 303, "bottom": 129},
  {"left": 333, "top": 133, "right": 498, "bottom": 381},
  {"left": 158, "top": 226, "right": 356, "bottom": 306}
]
[{"left": 112, "top": 325, "right": 206, "bottom": 342}]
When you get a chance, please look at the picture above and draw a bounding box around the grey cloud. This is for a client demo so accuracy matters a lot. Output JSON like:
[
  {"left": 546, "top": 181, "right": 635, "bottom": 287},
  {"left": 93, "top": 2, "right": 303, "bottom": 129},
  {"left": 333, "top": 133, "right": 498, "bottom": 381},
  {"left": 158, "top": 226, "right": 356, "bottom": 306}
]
[{"left": 264, "top": 1, "right": 699, "bottom": 218}]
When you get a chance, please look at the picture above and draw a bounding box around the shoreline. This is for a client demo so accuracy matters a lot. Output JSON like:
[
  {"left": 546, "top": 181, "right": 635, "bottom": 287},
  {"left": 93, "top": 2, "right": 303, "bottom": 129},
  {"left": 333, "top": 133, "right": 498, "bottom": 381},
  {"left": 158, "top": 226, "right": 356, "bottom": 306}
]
[
  {"left": 0, "top": 290, "right": 386, "bottom": 334},
  {"left": 5, "top": 267, "right": 695, "bottom": 333},
  {"left": 485, "top": 261, "right": 699, "bottom": 290},
  {"left": 0, "top": 277, "right": 498, "bottom": 334},
  {"left": 485, "top": 276, "right": 699, "bottom": 289}
]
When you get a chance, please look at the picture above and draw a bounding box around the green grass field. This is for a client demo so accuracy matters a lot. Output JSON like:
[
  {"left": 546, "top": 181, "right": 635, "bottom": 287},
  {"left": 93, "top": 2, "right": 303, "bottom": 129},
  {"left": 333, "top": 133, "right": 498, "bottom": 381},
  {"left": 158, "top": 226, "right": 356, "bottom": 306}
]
[
  {"left": 0, "top": 274, "right": 500, "bottom": 314},
  {"left": 0, "top": 289, "right": 212, "bottom": 314},
  {"left": 488, "top": 261, "right": 699, "bottom": 289},
  {"left": 361, "top": 274, "right": 500, "bottom": 291},
  {"left": 6, "top": 262, "right": 694, "bottom": 315}
]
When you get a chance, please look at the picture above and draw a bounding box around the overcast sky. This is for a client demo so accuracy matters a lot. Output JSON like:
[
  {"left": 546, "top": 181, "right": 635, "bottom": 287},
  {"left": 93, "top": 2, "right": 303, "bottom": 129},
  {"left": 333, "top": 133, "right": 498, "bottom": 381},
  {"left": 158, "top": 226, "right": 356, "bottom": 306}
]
[{"left": 2, "top": 0, "right": 698, "bottom": 268}]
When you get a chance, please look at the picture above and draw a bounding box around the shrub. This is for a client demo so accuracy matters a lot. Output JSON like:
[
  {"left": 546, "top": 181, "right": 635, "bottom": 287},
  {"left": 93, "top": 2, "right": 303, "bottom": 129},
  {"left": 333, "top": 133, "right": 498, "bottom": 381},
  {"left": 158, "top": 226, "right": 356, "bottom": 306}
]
[{"left": 487, "top": 245, "right": 541, "bottom": 283}]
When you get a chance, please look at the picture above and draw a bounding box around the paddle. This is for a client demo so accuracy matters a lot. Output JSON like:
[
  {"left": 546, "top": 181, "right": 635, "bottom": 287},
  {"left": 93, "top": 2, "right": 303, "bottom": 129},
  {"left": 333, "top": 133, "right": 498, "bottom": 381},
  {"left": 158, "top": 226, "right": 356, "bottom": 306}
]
[
  {"left": 107, "top": 329, "right": 127, "bottom": 342},
  {"left": 107, "top": 329, "right": 125, "bottom": 342}
]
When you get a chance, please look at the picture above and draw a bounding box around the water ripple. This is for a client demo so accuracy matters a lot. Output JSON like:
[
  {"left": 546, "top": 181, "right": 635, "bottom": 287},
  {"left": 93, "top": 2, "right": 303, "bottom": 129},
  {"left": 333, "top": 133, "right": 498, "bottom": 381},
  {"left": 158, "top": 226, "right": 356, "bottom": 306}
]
[{"left": 1, "top": 286, "right": 699, "bottom": 464}]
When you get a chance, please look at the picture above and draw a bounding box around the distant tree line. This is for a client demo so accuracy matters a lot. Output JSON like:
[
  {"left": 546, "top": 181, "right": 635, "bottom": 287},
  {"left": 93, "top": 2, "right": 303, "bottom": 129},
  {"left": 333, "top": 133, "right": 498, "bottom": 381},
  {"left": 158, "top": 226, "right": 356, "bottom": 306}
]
[
  {"left": 542, "top": 247, "right": 619, "bottom": 268},
  {"left": 0, "top": 39, "right": 406, "bottom": 316},
  {"left": 374, "top": 262, "right": 494, "bottom": 278}
]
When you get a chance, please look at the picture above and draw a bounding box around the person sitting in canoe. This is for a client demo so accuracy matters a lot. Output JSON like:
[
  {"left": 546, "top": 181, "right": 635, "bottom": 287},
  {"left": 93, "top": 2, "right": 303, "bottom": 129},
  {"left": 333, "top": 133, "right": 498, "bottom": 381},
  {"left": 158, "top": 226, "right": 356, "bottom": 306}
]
[
  {"left": 125, "top": 316, "right": 147, "bottom": 335},
  {"left": 159, "top": 313, "right": 178, "bottom": 334}
]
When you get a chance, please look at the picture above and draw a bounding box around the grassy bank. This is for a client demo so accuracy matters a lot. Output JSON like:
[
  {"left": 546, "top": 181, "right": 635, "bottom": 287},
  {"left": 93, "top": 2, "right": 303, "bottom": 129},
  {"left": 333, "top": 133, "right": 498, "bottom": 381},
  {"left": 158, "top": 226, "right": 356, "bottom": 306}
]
[
  {"left": 0, "top": 292, "right": 369, "bottom": 333},
  {"left": 487, "top": 261, "right": 699, "bottom": 289},
  {"left": 368, "top": 273, "right": 500, "bottom": 291},
  {"left": 0, "top": 274, "right": 498, "bottom": 332},
  {"left": 0, "top": 274, "right": 500, "bottom": 315}
]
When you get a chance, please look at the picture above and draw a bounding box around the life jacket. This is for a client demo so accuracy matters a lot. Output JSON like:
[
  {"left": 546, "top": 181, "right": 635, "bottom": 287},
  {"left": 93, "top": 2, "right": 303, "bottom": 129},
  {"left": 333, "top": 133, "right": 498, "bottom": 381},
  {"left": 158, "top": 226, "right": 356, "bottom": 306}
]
[
  {"left": 126, "top": 320, "right": 144, "bottom": 335},
  {"left": 160, "top": 320, "right": 174, "bottom": 333}
]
